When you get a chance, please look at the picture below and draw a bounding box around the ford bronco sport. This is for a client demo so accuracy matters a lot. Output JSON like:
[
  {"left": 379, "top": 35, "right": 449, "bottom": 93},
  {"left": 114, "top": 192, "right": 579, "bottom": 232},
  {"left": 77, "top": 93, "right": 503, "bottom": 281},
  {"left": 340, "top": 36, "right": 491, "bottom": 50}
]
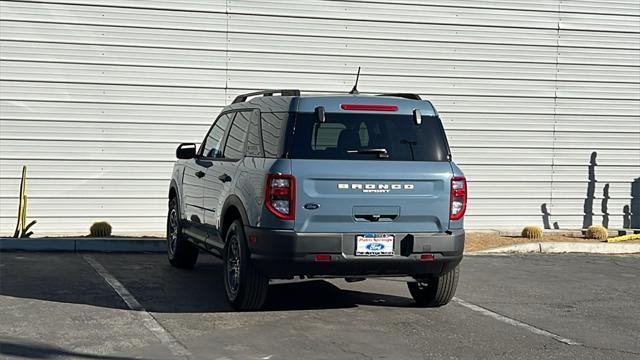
[{"left": 167, "top": 89, "right": 466, "bottom": 310}]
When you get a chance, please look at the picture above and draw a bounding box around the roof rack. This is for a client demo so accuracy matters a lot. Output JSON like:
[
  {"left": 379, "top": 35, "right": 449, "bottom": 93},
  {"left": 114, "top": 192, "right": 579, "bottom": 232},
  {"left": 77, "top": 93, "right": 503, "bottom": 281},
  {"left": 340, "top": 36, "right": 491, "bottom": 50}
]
[
  {"left": 376, "top": 93, "right": 422, "bottom": 100},
  {"left": 232, "top": 89, "right": 301, "bottom": 104}
]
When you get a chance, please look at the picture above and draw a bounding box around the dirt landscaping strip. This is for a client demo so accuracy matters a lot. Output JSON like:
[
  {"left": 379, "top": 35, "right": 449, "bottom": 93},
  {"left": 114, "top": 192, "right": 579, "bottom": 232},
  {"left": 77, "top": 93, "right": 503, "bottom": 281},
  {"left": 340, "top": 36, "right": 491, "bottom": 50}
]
[
  {"left": 464, "top": 231, "right": 640, "bottom": 254},
  {"left": 464, "top": 232, "right": 597, "bottom": 252}
]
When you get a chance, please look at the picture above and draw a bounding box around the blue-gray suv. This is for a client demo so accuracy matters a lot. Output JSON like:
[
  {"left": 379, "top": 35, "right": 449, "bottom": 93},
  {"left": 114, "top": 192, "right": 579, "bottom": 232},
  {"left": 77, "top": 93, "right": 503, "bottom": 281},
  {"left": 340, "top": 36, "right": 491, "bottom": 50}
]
[{"left": 168, "top": 90, "right": 467, "bottom": 310}]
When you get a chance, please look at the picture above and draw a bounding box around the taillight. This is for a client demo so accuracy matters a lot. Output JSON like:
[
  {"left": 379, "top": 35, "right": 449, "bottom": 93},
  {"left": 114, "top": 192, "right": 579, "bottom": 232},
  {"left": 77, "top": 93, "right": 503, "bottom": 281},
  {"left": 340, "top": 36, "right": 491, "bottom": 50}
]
[
  {"left": 450, "top": 176, "right": 467, "bottom": 221},
  {"left": 265, "top": 174, "right": 295, "bottom": 220}
]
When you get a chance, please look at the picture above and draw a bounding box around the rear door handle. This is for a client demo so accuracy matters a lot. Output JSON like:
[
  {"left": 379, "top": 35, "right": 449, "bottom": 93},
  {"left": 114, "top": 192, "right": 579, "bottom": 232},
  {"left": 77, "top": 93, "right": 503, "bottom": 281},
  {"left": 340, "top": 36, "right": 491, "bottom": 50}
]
[
  {"left": 218, "top": 173, "right": 232, "bottom": 183},
  {"left": 195, "top": 171, "right": 205, "bottom": 178}
]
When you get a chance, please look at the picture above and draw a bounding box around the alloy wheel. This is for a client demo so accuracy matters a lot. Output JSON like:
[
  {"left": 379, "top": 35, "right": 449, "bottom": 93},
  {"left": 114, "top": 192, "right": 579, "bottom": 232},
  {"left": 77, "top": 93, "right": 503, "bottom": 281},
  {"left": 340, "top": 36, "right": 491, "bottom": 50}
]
[
  {"left": 225, "top": 234, "right": 241, "bottom": 298},
  {"left": 167, "top": 208, "right": 178, "bottom": 256}
]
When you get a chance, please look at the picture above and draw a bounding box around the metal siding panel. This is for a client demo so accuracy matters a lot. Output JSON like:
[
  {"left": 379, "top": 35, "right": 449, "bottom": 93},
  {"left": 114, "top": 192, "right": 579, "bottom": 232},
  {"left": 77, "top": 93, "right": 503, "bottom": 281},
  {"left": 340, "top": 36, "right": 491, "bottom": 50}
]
[
  {"left": 227, "top": 70, "right": 557, "bottom": 97},
  {"left": 0, "top": 81, "right": 226, "bottom": 107},
  {"left": 0, "top": 61, "right": 227, "bottom": 88},
  {"left": 559, "top": 11, "right": 640, "bottom": 32},
  {"left": 228, "top": 0, "right": 560, "bottom": 29},
  {"left": 552, "top": 0, "right": 640, "bottom": 230},
  {"left": 0, "top": 160, "right": 174, "bottom": 180},
  {"left": 558, "top": 30, "right": 640, "bottom": 50},
  {"left": 6, "top": 0, "right": 227, "bottom": 12},
  {"left": 0, "top": 139, "right": 180, "bottom": 161},
  {"left": 442, "top": 113, "right": 556, "bottom": 131},
  {"left": 561, "top": 0, "right": 640, "bottom": 16},
  {"left": 0, "top": 100, "right": 220, "bottom": 125},
  {"left": 0, "top": 40, "right": 226, "bottom": 69},
  {"left": 0, "top": 179, "right": 169, "bottom": 206},
  {"left": 0, "top": 0, "right": 638, "bottom": 234},
  {"left": 352, "top": 1, "right": 561, "bottom": 13},
  {"left": 227, "top": 32, "right": 559, "bottom": 63},
  {"left": 0, "top": 20, "right": 228, "bottom": 50},
  {"left": 226, "top": 51, "right": 558, "bottom": 80},
  {"left": 0, "top": 0, "right": 226, "bottom": 234},
  {"left": 227, "top": 13, "right": 559, "bottom": 47},
  {"left": 0, "top": 119, "right": 209, "bottom": 144},
  {"left": 0, "top": 1, "right": 227, "bottom": 31}
]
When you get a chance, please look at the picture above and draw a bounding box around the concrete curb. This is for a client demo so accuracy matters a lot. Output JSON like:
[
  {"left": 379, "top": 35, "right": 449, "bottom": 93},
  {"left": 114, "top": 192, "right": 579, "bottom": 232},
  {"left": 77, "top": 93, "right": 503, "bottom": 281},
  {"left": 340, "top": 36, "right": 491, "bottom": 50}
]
[
  {"left": 468, "top": 242, "right": 640, "bottom": 255},
  {"left": 0, "top": 237, "right": 166, "bottom": 252},
  {"left": 4, "top": 238, "right": 639, "bottom": 255}
]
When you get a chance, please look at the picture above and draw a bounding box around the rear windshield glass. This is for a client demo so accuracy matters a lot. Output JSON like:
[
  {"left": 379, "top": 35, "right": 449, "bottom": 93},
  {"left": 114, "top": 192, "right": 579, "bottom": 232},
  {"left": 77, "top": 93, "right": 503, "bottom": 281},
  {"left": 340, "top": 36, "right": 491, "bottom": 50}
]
[{"left": 288, "top": 113, "right": 449, "bottom": 161}]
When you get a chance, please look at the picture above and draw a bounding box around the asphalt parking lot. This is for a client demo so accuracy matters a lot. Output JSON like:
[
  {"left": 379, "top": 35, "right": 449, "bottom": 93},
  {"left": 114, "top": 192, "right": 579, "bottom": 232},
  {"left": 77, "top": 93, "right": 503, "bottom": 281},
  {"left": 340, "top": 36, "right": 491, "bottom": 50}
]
[{"left": 1, "top": 252, "right": 638, "bottom": 360}]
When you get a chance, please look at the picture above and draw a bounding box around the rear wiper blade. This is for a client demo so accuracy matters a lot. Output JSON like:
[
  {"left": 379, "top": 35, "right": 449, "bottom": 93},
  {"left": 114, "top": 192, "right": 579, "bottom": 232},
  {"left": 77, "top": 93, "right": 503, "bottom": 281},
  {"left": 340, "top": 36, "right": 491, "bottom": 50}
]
[{"left": 346, "top": 148, "right": 390, "bottom": 159}]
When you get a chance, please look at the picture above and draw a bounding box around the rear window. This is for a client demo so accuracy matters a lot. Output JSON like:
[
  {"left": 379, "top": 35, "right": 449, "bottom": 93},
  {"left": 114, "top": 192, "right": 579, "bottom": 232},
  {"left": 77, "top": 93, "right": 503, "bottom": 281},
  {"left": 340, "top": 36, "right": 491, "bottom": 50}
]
[{"left": 288, "top": 113, "right": 449, "bottom": 161}]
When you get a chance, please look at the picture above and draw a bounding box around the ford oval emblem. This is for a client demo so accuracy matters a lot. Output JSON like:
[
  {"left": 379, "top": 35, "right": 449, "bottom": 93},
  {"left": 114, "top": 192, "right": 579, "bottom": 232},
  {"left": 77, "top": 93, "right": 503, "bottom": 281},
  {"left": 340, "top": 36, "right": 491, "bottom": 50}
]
[
  {"left": 366, "top": 243, "right": 385, "bottom": 251},
  {"left": 303, "top": 203, "right": 320, "bottom": 210}
]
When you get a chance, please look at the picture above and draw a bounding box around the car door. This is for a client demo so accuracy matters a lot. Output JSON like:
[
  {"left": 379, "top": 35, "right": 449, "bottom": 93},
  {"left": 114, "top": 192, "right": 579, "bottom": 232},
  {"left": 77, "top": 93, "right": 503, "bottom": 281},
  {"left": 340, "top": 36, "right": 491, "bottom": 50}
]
[
  {"left": 202, "top": 110, "right": 252, "bottom": 250},
  {"left": 182, "top": 155, "right": 206, "bottom": 225},
  {"left": 186, "top": 112, "right": 234, "bottom": 238}
]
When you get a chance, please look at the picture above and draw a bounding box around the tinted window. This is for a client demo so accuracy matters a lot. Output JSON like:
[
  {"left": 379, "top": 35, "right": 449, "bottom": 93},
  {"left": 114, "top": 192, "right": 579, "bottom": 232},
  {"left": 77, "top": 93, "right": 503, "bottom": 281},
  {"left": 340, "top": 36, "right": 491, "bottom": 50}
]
[
  {"left": 262, "top": 112, "right": 288, "bottom": 158},
  {"left": 224, "top": 111, "right": 250, "bottom": 159},
  {"left": 201, "top": 113, "right": 233, "bottom": 158},
  {"left": 289, "top": 113, "right": 449, "bottom": 161},
  {"left": 312, "top": 123, "right": 345, "bottom": 150},
  {"left": 246, "top": 110, "right": 264, "bottom": 157}
]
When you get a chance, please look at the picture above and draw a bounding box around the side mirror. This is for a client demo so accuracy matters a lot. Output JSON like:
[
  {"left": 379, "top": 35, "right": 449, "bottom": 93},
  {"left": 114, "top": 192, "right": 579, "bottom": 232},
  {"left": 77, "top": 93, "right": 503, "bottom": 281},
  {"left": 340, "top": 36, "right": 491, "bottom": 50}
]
[{"left": 176, "top": 143, "right": 197, "bottom": 159}]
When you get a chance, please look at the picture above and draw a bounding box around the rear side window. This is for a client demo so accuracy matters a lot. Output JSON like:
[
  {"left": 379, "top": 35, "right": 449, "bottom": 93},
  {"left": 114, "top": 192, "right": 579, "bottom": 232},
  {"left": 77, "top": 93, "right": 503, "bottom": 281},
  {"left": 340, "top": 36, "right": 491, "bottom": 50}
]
[
  {"left": 289, "top": 113, "right": 449, "bottom": 161},
  {"left": 246, "top": 109, "right": 264, "bottom": 157},
  {"left": 261, "top": 112, "right": 288, "bottom": 158}
]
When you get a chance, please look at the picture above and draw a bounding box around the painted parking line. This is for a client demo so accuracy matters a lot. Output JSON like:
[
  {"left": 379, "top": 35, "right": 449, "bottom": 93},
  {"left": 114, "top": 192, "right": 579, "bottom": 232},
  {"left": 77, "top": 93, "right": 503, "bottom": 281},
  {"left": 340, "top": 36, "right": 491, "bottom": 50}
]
[
  {"left": 373, "top": 278, "right": 580, "bottom": 346},
  {"left": 452, "top": 297, "right": 581, "bottom": 346},
  {"left": 83, "top": 255, "right": 192, "bottom": 359}
]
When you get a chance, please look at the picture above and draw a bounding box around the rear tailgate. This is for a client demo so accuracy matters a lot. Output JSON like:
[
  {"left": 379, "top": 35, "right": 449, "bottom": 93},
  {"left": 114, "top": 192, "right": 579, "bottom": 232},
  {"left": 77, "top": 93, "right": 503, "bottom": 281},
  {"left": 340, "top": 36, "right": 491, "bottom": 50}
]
[{"left": 292, "top": 159, "right": 453, "bottom": 233}]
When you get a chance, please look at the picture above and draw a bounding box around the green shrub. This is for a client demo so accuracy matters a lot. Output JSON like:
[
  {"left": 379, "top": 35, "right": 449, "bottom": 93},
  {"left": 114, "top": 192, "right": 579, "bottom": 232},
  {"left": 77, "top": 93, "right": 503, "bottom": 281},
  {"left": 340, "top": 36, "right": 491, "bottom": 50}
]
[
  {"left": 89, "top": 221, "right": 112, "bottom": 237},
  {"left": 521, "top": 225, "right": 543, "bottom": 239},
  {"left": 585, "top": 225, "right": 608, "bottom": 240}
]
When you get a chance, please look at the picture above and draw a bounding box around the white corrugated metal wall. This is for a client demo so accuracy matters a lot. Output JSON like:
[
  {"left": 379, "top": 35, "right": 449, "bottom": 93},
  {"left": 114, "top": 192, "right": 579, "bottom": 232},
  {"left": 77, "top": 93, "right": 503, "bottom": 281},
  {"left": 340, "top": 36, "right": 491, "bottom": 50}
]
[{"left": 0, "top": 0, "right": 638, "bottom": 235}]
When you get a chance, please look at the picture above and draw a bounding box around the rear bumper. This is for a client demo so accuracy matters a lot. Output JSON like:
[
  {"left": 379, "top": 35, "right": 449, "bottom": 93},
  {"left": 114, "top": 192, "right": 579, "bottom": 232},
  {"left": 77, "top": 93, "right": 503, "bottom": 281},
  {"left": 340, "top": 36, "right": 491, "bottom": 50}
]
[{"left": 244, "top": 227, "right": 464, "bottom": 279}]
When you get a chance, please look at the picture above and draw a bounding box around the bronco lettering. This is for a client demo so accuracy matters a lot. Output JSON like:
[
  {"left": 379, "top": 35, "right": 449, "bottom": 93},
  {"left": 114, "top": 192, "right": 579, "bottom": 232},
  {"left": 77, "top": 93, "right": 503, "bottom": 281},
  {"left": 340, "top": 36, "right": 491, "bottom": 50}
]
[{"left": 337, "top": 183, "right": 415, "bottom": 193}]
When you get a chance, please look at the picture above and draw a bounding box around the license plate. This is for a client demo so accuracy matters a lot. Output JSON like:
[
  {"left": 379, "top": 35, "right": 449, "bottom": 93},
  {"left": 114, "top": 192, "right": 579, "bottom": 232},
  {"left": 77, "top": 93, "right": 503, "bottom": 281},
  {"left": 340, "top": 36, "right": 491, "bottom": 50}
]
[{"left": 355, "top": 234, "right": 394, "bottom": 256}]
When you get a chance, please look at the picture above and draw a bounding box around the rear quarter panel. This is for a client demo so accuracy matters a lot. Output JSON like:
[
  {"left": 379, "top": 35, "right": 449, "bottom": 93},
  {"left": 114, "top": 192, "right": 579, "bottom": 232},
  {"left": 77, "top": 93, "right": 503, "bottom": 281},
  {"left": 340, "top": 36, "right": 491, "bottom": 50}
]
[{"left": 233, "top": 158, "right": 293, "bottom": 228}]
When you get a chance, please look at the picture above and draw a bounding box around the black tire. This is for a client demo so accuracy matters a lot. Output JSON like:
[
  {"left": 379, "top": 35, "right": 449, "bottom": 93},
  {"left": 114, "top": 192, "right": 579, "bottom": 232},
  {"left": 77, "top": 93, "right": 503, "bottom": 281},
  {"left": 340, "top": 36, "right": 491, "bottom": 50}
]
[
  {"left": 167, "top": 197, "right": 199, "bottom": 269},
  {"left": 223, "top": 220, "right": 269, "bottom": 311},
  {"left": 408, "top": 265, "right": 459, "bottom": 307}
]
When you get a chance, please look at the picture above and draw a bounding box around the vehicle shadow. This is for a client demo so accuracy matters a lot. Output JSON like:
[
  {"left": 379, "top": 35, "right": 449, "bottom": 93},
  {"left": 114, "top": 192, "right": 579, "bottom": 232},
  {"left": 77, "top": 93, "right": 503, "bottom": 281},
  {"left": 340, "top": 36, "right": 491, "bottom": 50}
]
[
  {"left": 0, "top": 253, "right": 415, "bottom": 314},
  {"left": 0, "top": 336, "right": 144, "bottom": 360},
  {"left": 265, "top": 280, "right": 414, "bottom": 311}
]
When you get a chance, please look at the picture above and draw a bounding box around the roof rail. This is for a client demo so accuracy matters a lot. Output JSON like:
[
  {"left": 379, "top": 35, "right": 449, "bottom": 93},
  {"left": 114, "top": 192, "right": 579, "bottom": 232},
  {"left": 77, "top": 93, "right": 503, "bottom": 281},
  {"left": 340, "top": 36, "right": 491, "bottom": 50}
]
[
  {"left": 232, "top": 89, "right": 301, "bottom": 104},
  {"left": 376, "top": 93, "right": 422, "bottom": 100}
]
